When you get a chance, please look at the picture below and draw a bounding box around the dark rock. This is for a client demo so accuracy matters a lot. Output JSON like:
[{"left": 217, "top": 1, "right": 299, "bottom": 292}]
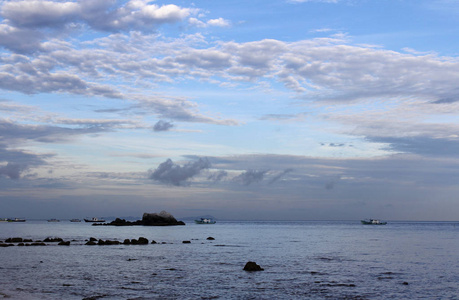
[
  {"left": 82, "top": 295, "right": 108, "bottom": 300},
  {"left": 243, "top": 261, "right": 264, "bottom": 271},
  {"left": 85, "top": 241, "right": 97, "bottom": 246},
  {"left": 142, "top": 211, "right": 185, "bottom": 226},
  {"left": 402, "top": 282, "right": 409, "bottom": 285},
  {"left": 44, "top": 237, "right": 63, "bottom": 243},
  {"left": 5, "top": 237, "right": 23, "bottom": 243},
  {"left": 123, "top": 239, "right": 131, "bottom": 245},
  {"left": 0, "top": 243, "right": 13, "bottom": 247},
  {"left": 207, "top": 237, "right": 215, "bottom": 240},
  {"left": 98, "top": 239, "right": 105, "bottom": 245},
  {"left": 102, "top": 240, "right": 120, "bottom": 245},
  {"left": 23, "top": 239, "right": 33, "bottom": 243},
  {"left": 89, "top": 237, "right": 97, "bottom": 242},
  {"left": 30, "top": 242, "right": 46, "bottom": 246},
  {"left": 151, "top": 240, "right": 157, "bottom": 244},
  {"left": 58, "top": 241, "right": 70, "bottom": 246},
  {"left": 92, "top": 211, "right": 185, "bottom": 226},
  {"left": 182, "top": 240, "right": 191, "bottom": 244},
  {"left": 17, "top": 243, "right": 25, "bottom": 246},
  {"left": 137, "top": 237, "right": 149, "bottom": 244}
]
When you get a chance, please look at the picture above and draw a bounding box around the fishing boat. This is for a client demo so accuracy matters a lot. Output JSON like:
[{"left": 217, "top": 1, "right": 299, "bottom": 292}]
[
  {"left": 47, "top": 219, "right": 60, "bottom": 222},
  {"left": 8, "top": 218, "right": 26, "bottom": 222},
  {"left": 361, "top": 219, "right": 387, "bottom": 225},
  {"left": 84, "top": 217, "right": 106, "bottom": 222},
  {"left": 70, "top": 219, "right": 81, "bottom": 222},
  {"left": 194, "top": 218, "right": 216, "bottom": 224}
]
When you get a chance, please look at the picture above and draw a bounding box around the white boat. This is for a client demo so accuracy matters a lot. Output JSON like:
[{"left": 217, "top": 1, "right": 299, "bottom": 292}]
[
  {"left": 195, "top": 218, "right": 216, "bottom": 224},
  {"left": 84, "top": 217, "right": 106, "bottom": 222},
  {"left": 361, "top": 219, "right": 387, "bottom": 225}
]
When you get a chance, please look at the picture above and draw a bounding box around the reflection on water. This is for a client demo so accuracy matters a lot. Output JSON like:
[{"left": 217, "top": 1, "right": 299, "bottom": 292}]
[{"left": 0, "top": 221, "right": 458, "bottom": 299}]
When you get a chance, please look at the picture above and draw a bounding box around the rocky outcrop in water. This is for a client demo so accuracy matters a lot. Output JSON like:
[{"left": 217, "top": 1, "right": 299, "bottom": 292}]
[
  {"left": 93, "top": 211, "right": 185, "bottom": 226},
  {"left": 243, "top": 261, "right": 264, "bottom": 271}
]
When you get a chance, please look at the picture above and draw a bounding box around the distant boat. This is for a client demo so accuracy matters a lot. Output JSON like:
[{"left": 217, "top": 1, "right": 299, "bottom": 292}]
[
  {"left": 195, "top": 218, "right": 216, "bottom": 224},
  {"left": 84, "top": 217, "right": 106, "bottom": 223},
  {"left": 0, "top": 218, "right": 9, "bottom": 222},
  {"left": 361, "top": 219, "right": 387, "bottom": 225},
  {"left": 70, "top": 219, "right": 81, "bottom": 222},
  {"left": 47, "top": 219, "right": 60, "bottom": 222},
  {"left": 8, "top": 218, "right": 26, "bottom": 222}
]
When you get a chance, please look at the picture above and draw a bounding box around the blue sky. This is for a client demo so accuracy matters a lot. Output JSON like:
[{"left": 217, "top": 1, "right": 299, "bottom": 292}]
[{"left": 1, "top": 0, "right": 459, "bottom": 221}]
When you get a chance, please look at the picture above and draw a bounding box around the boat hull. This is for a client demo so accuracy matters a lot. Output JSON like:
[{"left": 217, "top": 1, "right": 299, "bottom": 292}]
[
  {"left": 361, "top": 220, "right": 387, "bottom": 225},
  {"left": 84, "top": 218, "right": 106, "bottom": 222}
]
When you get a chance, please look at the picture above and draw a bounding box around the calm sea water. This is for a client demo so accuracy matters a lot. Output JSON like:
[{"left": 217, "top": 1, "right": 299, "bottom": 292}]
[{"left": 0, "top": 220, "right": 458, "bottom": 299}]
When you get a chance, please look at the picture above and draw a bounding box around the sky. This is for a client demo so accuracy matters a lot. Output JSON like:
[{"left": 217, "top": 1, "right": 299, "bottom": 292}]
[{"left": 1, "top": 0, "right": 459, "bottom": 221}]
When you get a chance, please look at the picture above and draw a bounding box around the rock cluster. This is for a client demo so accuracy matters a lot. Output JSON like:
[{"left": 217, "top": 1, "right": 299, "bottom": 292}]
[
  {"left": 92, "top": 211, "right": 185, "bottom": 226},
  {"left": 0, "top": 237, "right": 70, "bottom": 247},
  {"left": 85, "top": 237, "right": 150, "bottom": 245}
]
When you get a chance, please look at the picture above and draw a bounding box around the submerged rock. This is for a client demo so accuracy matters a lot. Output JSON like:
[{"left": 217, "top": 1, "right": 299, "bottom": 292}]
[
  {"left": 58, "top": 241, "right": 70, "bottom": 246},
  {"left": 44, "top": 237, "right": 63, "bottom": 243},
  {"left": 243, "top": 261, "right": 264, "bottom": 271}
]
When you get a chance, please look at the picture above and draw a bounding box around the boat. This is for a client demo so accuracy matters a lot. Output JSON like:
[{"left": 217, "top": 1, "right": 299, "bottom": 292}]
[
  {"left": 47, "top": 219, "right": 60, "bottom": 222},
  {"left": 361, "top": 219, "right": 387, "bottom": 225},
  {"left": 8, "top": 218, "right": 26, "bottom": 222},
  {"left": 194, "top": 218, "right": 216, "bottom": 224},
  {"left": 0, "top": 218, "right": 9, "bottom": 222},
  {"left": 84, "top": 217, "right": 106, "bottom": 222},
  {"left": 70, "top": 219, "right": 81, "bottom": 222}
]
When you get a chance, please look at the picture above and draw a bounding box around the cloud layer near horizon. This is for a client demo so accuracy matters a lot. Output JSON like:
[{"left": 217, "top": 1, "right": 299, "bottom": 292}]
[{"left": 1, "top": 0, "right": 459, "bottom": 220}]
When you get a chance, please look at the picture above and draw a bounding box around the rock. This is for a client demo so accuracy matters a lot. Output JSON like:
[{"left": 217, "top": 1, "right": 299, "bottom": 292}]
[
  {"left": 89, "top": 237, "right": 97, "bottom": 242},
  {"left": 44, "top": 237, "right": 63, "bottom": 243},
  {"left": 123, "top": 239, "right": 131, "bottom": 245},
  {"left": 243, "top": 261, "right": 264, "bottom": 271},
  {"left": 5, "top": 237, "right": 23, "bottom": 243},
  {"left": 182, "top": 240, "right": 191, "bottom": 244},
  {"left": 58, "top": 241, "right": 71, "bottom": 246},
  {"left": 103, "top": 240, "right": 120, "bottom": 245},
  {"left": 17, "top": 243, "right": 25, "bottom": 246},
  {"left": 93, "top": 212, "right": 185, "bottom": 226},
  {"left": 141, "top": 211, "right": 185, "bottom": 226},
  {"left": 137, "top": 237, "right": 149, "bottom": 244},
  {"left": 207, "top": 237, "right": 215, "bottom": 240},
  {"left": 85, "top": 241, "right": 97, "bottom": 246},
  {"left": 151, "top": 240, "right": 157, "bottom": 244},
  {"left": 402, "top": 282, "right": 409, "bottom": 285},
  {"left": 23, "top": 239, "right": 33, "bottom": 243},
  {"left": 30, "top": 242, "right": 46, "bottom": 246}
]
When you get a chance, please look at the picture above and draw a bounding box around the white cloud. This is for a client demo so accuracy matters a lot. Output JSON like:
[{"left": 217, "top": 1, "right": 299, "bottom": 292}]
[
  {"left": 0, "top": 0, "right": 197, "bottom": 33},
  {"left": 207, "top": 17, "right": 230, "bottom": 27}
]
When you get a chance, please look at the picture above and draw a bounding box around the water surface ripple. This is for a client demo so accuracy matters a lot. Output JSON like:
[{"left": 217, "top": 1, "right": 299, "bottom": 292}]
[{"left": 0, "top": 220, "right": 458, "bottom": 299}]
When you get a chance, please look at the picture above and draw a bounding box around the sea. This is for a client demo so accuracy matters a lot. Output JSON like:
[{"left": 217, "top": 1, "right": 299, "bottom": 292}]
[{"left": 0, "top": 220, "right": 458, "bottom": 299}]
